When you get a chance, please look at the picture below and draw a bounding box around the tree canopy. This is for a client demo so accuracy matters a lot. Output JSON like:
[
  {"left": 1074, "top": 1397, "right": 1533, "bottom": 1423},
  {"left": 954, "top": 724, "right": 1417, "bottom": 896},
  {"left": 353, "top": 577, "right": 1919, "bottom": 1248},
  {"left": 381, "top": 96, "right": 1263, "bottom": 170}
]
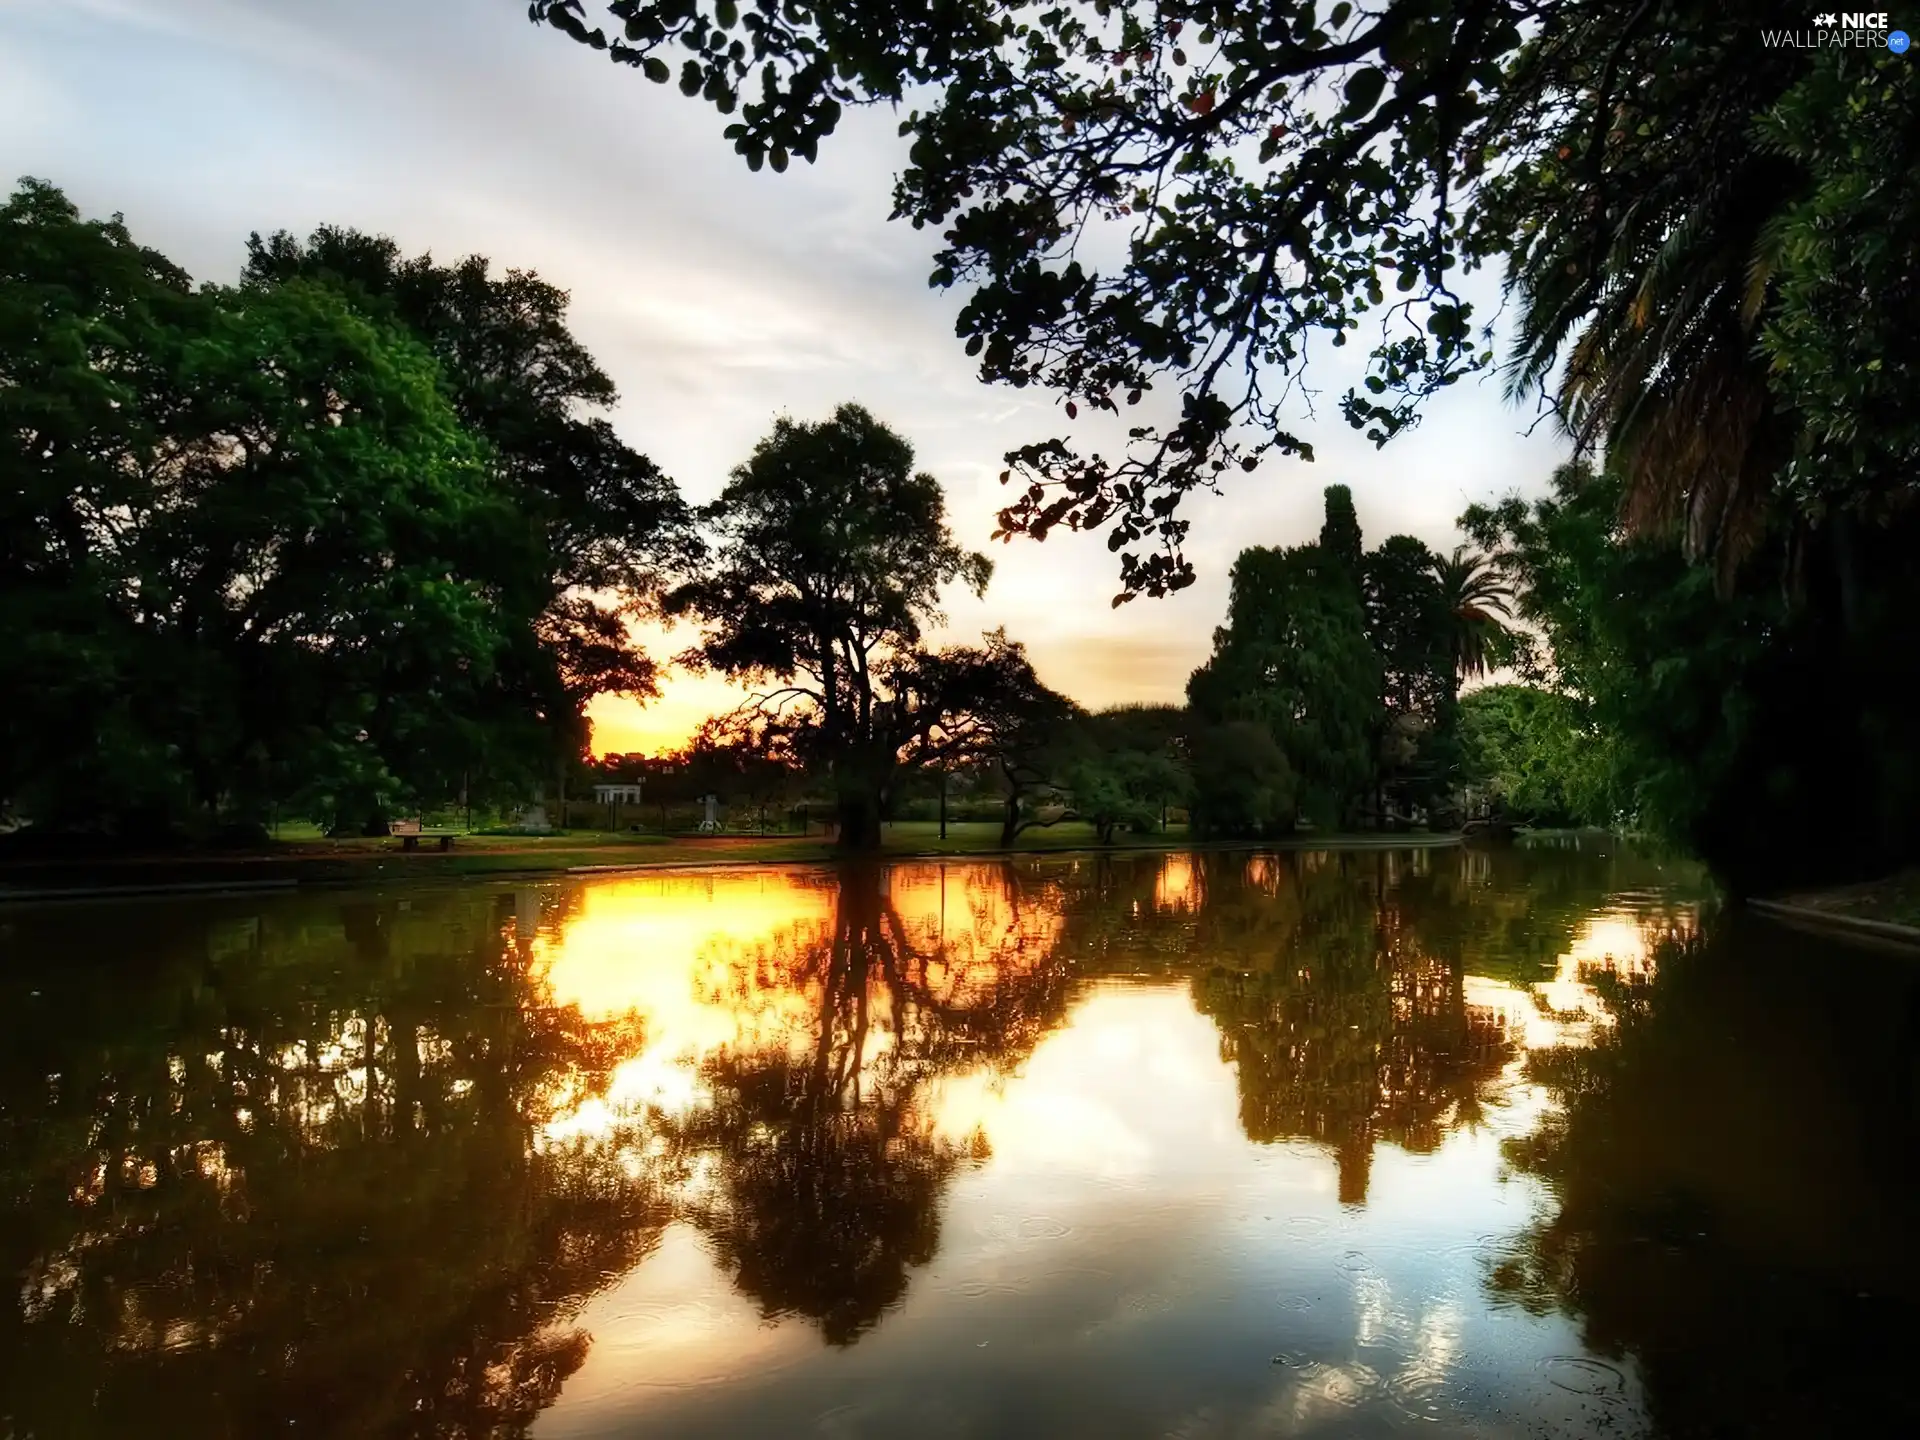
[
  {"left": 1187, "top": 536, "right": 1379, "bottom": 829},
  {"left": 665, "top": 402, "right": 1037, "bottom": 848},
  {"left": 1, "top": 180, "right": 690, "bottom": 840},
  {"left": 529, "top": 2, "right": 1912, "bottom": 605}
]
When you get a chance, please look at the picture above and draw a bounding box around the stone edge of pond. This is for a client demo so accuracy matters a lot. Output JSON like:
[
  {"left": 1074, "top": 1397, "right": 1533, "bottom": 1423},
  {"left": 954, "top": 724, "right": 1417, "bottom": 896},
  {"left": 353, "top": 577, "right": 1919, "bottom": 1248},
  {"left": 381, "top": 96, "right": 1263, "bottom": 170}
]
[
  {"left": 1747, "top": 897, "right": 1920, "bottom": 951},
  {"left": 0, "top": 833, "right": 1469, "bottom": 905}
]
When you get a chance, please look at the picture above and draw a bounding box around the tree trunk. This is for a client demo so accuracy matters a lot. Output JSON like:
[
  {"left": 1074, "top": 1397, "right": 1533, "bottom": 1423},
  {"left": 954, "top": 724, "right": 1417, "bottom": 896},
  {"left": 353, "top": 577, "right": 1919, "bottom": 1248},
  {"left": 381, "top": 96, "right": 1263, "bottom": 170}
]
[
  {"left": 1833, "top": 508, "right": 1864, "bottom": 641},
  {"left": 998, "top": 792, "right": 1022, "bottom": 848},
  {"left": 835, "top": 790, "right": 883, "bottom": 851}
]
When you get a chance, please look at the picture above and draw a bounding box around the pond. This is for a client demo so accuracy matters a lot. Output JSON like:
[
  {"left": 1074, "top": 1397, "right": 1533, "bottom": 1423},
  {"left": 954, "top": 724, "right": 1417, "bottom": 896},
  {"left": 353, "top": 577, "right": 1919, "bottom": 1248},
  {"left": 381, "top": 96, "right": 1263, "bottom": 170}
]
[{"left": 2, "top": 840, "right": 1917, "bottom": 1438}]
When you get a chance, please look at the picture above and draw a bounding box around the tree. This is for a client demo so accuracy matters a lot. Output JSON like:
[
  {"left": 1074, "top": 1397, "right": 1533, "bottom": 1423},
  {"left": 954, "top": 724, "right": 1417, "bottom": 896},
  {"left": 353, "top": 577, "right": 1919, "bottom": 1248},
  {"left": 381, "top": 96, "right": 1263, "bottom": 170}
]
[
  {"left": 665, "top": 404, "right": 993, "bottom": 849},
  {"left": 1, "top": 181, "right": 551, "bottom": 838},
  {"left": 1463, "top": 461, "right": 1920, "bottom": 890},
  {"left": 1186, "top": 719, "right": 1298, "bottom": 838},
  {"left": 1360, "top": 533, "right": 1455, "bottom": 821},
  {"left": 678, "top": 708, "right": 810, "bottom": 831},
  {"left": 1363, "top": 536, "right": 1446, "bottom": 714},
  {"left": 1457, "top": 683, "right": 1617, "bottom": 826},
  {"left": 1, "top": 179, "right": 200, "bottom": 833},
  {"left": 531, "top": 3, "right": 1920, "bottom": 889},
  {"left": 1188, "top": 542, "right": 1380, "bottom": 829},
  {"left": 1060, "top": 706, "right": 1191, "bottom": 844},
  {"left": 528, "top": 0, "right": 1527, "bottom": 596},
  {"left": 526, "top": 5, "right": 1878, "bottom": 586},
  {"left": 240, "top": 226, "right": 695, "bottom": 799},
  {"left": 1318, "top": 483, "right": 1365, "bottom": 581},
  {"left": 1430, "top": 545, "right": 1514, "bottom": 682},
  {"left": 896, "top": 628, "right": 1081, "bottom": 847}
]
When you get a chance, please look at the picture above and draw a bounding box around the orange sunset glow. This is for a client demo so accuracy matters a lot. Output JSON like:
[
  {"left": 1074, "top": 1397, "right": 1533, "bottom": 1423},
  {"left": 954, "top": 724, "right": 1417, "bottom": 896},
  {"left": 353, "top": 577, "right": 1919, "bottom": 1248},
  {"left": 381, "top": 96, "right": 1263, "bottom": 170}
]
[{"left": 529, "top": 864, "right": 1072, "bottom": 1148}]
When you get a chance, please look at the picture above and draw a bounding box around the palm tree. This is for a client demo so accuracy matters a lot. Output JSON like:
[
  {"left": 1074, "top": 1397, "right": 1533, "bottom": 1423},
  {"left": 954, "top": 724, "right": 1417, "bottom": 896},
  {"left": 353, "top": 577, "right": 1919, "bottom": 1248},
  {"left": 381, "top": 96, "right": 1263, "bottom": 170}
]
[
  {"left": 1430, "top": 547, "right": 1514, "bottom": 682},
  {"left": 1491, "top": 7, "right": 1802, "bottom": 585}
]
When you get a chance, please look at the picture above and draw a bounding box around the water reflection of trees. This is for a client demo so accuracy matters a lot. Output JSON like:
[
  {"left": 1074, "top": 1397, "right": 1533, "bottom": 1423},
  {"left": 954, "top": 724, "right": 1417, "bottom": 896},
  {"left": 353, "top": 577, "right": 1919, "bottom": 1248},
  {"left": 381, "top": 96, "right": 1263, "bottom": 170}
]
[
  {"left": 1046, "top": 841, "right": 1698, "bottom": 1205},
  {"left": 1489, "top": 916, "right": 1920, "bottom": 1437},
  {"left": 1182, "top": 852, "right": 1513, "bottom": 1204},
  {"left": 0, "top": 864, "right": 1080, "bottom": 1430},
  {"left": 0, "top": 843, "right": 1716, "bottom": 1432},
  {"left": 665, "top": 863, "right": 1075, "bottom": 1344},
  {"left": 0, "top": 889, "right": 665, "bottom": 1439}
]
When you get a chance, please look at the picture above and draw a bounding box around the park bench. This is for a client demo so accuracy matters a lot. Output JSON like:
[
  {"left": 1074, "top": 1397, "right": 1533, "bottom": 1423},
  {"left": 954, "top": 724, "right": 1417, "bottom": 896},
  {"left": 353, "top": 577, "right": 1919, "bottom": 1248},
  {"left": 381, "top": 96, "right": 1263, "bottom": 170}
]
[{"left": 389, "top": 818, "right": 457, "bottom": 852}]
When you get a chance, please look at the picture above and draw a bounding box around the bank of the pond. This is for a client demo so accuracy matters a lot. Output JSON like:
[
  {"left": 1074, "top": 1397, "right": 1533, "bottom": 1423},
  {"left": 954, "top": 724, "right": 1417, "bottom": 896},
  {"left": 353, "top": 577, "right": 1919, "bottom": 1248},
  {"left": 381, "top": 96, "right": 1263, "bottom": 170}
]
[
  {"left": 0, "top": 822, "right": 1465, "bottom": 903},
  {"left": 1751, "top": 867, "right": 1920, "bottom": 950}
]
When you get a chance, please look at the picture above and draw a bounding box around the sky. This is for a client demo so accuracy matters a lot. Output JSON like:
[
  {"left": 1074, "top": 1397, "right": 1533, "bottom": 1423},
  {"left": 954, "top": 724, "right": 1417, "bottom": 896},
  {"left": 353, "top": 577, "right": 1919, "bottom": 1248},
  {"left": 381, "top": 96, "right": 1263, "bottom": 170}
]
[{"left": 1, "top": 0, "right": 1569, "bottom": 755}]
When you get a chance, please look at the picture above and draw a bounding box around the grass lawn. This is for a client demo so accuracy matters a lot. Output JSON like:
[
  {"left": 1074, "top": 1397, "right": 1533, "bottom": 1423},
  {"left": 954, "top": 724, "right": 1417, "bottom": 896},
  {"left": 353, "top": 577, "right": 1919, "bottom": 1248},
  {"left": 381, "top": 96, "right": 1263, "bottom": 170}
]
[
  {"left": 0, "top": 819, "right": 1463, "bottom": 896},
  {"left": 1778, "top": 868, "right": 1920, "bottom": 931}
]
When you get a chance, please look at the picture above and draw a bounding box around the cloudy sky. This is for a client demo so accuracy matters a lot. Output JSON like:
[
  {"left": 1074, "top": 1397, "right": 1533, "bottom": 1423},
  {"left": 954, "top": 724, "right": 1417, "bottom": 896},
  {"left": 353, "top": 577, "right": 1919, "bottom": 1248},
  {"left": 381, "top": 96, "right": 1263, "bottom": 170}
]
[{"left": 3, "top": 0, "right": 1568, "bottom": 754}]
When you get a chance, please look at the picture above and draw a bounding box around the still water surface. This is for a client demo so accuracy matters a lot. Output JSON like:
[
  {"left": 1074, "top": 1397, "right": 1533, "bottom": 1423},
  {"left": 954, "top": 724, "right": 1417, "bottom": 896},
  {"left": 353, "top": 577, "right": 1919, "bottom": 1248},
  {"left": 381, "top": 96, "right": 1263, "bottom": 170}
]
[{"left": 3, "top": 841, "right": 1918, "bottom": 1438}]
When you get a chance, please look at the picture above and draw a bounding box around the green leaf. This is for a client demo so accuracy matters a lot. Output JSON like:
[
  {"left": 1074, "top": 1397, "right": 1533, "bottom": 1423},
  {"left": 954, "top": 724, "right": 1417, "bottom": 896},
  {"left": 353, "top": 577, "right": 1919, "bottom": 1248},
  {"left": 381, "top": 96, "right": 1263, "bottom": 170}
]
[
  {"left": 1341, "top": 66, "right": 1386, "bottom": 119},
  {"left": 642, "top": 55, "right": 670, "bottom": 83}
]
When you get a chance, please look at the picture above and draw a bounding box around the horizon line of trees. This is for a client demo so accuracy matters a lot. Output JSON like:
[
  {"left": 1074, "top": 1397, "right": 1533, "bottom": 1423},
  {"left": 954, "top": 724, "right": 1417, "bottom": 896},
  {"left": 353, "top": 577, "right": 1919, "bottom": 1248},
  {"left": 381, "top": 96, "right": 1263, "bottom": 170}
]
[
  {"left": 12, "top": 158, "right": 1919, "bottom": 893},
  {"left": 3, "top": 177, "right": 1522, "bottom": 858},
  {"left": 518, "top": 6, "right": 1920, "bottom": 893}
]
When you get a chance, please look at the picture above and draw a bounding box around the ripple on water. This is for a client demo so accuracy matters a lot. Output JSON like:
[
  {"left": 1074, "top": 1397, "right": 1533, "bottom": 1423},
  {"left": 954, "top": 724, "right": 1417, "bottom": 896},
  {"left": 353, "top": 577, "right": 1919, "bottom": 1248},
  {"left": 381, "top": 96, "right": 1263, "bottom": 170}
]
[
  {"left": 612, "top": 1298, "right": 721, "bottom": 1327},
  {"left": 949, "top": 1278, "right": 1027, "bottom": 1299},
  {"left": 1334, "top": 1249, "right": 1378, "bottom": 1278},
  {"left": 1017, "top": 1215, "right": 1073, "bottom": 1240},
  {"left": 1281, "top": 1215, "right": 1330, "bottom": 1239},
  {"left": 1386, "top": 1368, "right": 1477, "bottom": 1424},
  {"left": 1541, "top": 1355, "right": 1629, "bottom": 1399},
  {"left": 974, "top": 1212, "right": 1073, "bottom": 1244},
  {"left": 1436, "top": 1232, "right": 1512, "bottom": 1263},
  {"left": 1291, "top": 1360, "right": 1383, "bottom": 1410}
]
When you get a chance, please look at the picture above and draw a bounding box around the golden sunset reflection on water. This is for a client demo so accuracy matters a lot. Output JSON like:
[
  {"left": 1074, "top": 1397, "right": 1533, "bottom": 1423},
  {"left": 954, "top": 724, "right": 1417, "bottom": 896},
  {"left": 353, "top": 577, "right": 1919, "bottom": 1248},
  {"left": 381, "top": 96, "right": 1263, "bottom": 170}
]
[
  {"left": 531, "top": 864, "right": 1069, "bottom": 1148},
  {"left": 1463, "top": 907, "right": 1692, "bottom": 1051},
  {"left": 523, "top": 843, "right": 1715, "bottom": 1438},
  {"left": 39, "top": 841, "right": 1882, "bottom": 1440}
]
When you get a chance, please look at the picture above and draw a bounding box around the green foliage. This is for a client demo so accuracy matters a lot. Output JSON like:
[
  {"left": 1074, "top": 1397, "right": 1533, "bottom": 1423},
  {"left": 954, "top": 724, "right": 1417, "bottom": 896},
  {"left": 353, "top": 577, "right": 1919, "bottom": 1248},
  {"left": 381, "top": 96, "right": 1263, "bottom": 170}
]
[
  {"left": 1430, "top": 545, "right": 1515, "bottom": 681},
  {"left": 665, "top": 404, "right": 998, "bottom": 847},
  {"left": 1318, "top": 484, "right": 1364, "bottom": 580},
  {"left": 1361, "top": 533, "right": 1459, "bottom": 815},
  {"left": 1464, "top": 462, "right": 1920, "bottom": 889},
  {"left": 528, "top": 2, "right": 1919, "bottom": 859},
  {"left": 1187, "top": 720, "right": 1297, "bottom": 838},
  {"left": 1458, "top": 684, "right": 1618, "bottom": 827},
  {"left": 1757, "top": 51, "right": 1920, "bottom": 522},
  {"left": 238, "top": 224, "right": 697, "bottom": 770},
  {"left": 1, "top": 181, "right": 686, "bottom": 841},
  {"left": 1061, "top": 704, "right": 1190, "bottom": 843},
  {"left": 533, "top": 0, "right": 1525, "bottom": 596},
  {"left": 1364, "top": 534, "right": 1448, "bottom": 717},
  {"left": 1188, "top": 539, "right": 1378, "bottom": 829}
]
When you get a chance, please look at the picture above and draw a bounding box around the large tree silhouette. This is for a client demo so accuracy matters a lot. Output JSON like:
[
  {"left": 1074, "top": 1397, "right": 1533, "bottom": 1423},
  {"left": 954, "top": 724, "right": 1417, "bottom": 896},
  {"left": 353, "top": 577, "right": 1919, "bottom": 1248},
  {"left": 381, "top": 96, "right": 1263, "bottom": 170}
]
[
  {"left": 0, "top": 889, "right": 667, "bottom": 1439},
  {"left": 664, "top": 863, "right": 1076, "bottom": 1343}
]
